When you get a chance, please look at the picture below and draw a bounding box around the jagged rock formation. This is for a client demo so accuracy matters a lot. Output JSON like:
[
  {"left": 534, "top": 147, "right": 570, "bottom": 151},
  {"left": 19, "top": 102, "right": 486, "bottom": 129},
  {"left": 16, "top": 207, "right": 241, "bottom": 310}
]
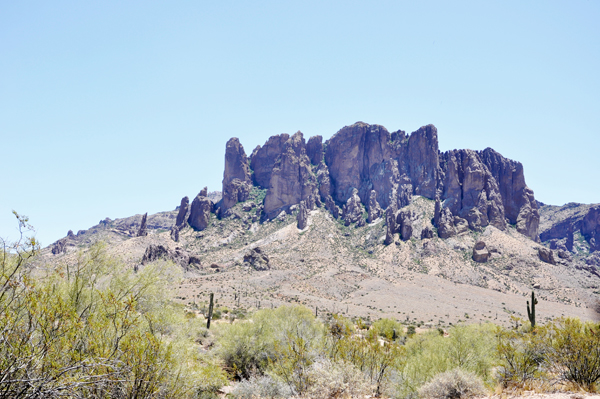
[
  {"left": 221, "top": 138, "right": 252, "bottom": 217},
  {"left": 472, "top": 241, "right": 490, "bottom": 263},
  {"left": 397, "top": 210, "right": 413, "bottom": 241},
  {"left": 243, "top": 247, "right": 270, "bottom": 271},
  {"left": 141, "top": 244, "right": 201, "bottom": 269},
  {"left": 170, "top": 196, "right": 190, "bottom": 241},
  {"left": 367, "top": 190, "right": 383, "bottom": 223},
  {"left": 67, "top": 230, "right": 75, "bottom": 240},
  {"left": 342, "top": 188, "right": 365, "bottom": 226},
  {"left": 188, "top": 188, "right": 213, "bottom": 231},
  {"left": 51, "top": 238, "right": 67, "bottom": 255},
  {"left": 137, "top": 213, "right": 148, "bottom": 237},
  {"left": 297, "top": 200, "right": 308, "bottom": 230},
  {"left": 220, "top": 121, "right": 541, "bottom": 241},
  {"left": 262, "top": 132, "right": 318, "bottom": 219},
  {"left": 421, "top": 226, "right": 434, "bottom": 239},
  {"left": 539, "top": 203, "right": 600, "bottom": 253}
]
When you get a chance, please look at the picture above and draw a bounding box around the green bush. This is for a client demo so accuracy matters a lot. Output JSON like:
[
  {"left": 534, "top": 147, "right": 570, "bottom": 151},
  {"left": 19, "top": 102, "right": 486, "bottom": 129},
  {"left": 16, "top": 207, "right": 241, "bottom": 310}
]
[
  {"left": 546, "top": 318, "right": 600, "bottom": 390},
  {"left": 371, "top": 317, "right": 405, "bottom": 341}
]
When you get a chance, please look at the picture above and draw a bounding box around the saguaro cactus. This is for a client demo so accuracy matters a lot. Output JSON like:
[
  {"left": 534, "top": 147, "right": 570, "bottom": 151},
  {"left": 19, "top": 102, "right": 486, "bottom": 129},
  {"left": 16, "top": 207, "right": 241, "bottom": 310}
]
[
  {"left": 527, "top": 291, "right": 538, "bottom": 328},
  {"left": 206, "top": 293, "right": 214, "bottom": 329}
]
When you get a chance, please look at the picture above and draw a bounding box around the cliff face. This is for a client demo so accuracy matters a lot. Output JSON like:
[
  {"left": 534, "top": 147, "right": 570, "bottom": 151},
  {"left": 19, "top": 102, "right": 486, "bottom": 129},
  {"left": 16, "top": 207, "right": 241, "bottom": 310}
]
[{"left": 221, "top": 122, "right": 541, "bottom": 241}]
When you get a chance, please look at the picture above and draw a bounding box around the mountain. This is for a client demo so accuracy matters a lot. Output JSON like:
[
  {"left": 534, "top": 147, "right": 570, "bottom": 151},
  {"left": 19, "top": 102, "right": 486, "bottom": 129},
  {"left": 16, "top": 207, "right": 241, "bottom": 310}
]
[{"left": 40, "top": 122, "right": 600, "bottom": 327}]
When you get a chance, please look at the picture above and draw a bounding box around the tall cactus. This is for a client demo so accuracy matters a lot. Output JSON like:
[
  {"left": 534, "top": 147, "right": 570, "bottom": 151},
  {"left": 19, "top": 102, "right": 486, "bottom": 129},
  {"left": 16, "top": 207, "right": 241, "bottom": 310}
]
[
  {"left": 206, "top": 293, "right": 214, "bottom": 329},
  {"left": 527, "top": 291, "right": 538, "bottom": 328}
]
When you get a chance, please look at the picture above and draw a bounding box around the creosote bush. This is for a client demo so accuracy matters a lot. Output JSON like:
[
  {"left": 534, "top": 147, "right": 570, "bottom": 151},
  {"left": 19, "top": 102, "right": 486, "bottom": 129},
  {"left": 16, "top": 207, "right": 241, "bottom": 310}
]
[{"left": 418, "top": 368, "right": 486, "bottom": 399}]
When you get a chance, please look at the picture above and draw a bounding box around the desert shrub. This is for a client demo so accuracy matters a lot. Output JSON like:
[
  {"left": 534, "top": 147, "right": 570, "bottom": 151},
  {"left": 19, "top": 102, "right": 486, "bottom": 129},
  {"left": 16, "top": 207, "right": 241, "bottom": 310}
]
[
  {"left": 216, "top": 305, "right": 323, "bottom": 382},
  {"left": 232, "top": 375, "right": 293, "bottom": 399},
  {"left": 303, "top": 358, "right": 372, "bottom": 399},
  {"left": 393, "top": 324, "right": 496, "bottom": 398},
  {"left": 495, "top": 323, "right": 547, "bottom": 388},
  {"left": 0, "top": 214, "right": 221, "bottom": 398},
  {"left": 545, "top": 318, "right": 600, "bottom": 390},
  {"left": 418, "top": 368, "right": 486, "bottom": 399},
  {"left": 372, "top": 317, "right": 405, "bottom": 341}
]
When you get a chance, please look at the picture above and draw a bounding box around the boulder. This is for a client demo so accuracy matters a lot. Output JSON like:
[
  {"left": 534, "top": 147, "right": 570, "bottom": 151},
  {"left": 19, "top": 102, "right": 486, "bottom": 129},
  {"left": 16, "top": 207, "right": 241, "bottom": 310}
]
[
  {"left": 141, "top": 244, "right": 201, "bottom": 270},
  {"left": 538, "top": 247, "right": 556, "bottom": 265},
  {"left": 137, "top": 213, "right": 148, "bottom": 237},
  {"left": 188, "top": 189, "right": 213, "bottom": 231},
  {"left": 397, "top": 210, "right": 413, "bottom": 241},
  {"left": 297, "top": 200, "right": 308, "bottom": 230},
  {"left": 437, "top": 207, "right": 456, "bottom": 239},
  {"left": 243, "top": 247, "right": 270, "bottom": 271},
  {"left": 367, "top": 190, "right": 383, "bottom": 223},
  {"left": 421, "top": 226, "right": 434, "bottom": 239},
  {"left": 472, "top": 241, "right": 490, "bottom": 263}
]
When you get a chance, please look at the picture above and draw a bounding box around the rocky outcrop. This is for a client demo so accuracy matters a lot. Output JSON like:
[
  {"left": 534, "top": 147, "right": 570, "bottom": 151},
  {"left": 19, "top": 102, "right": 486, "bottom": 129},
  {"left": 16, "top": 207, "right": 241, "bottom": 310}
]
[
  {"left": 243, "top": 247, "right": 270, "bottom": 271},
  {"left": 188, "top": 188, "right": 213, "bottom": 231},
  {"left": 479, "top": 148, "right": 539, "bottom": 240},
  {"left": 582, "top": 206, "right": 600, "bottom": 252},
  {"left": 51, "top": 238, "right": 67, "bottom": 255},
  {"left": 306, "top": 135, "right": 323, "bottom": 165},
  {"left": 297, "top": 200, "right": 308, "bottom": 230},
  {"left": 250, "top": 134, "right": 289, "bottom": 188},
  {"left": 421, "top": 226, "right": 434, "bottom": 239},
  {"left": 221, "top": 122, "right": 541, "bottom": 241},
  {"left": 137, "top": 213, "right": 148, "bottom": 237},
  {"left": 342, "top": 189, "right": 365, "bottom": 226},
  {"left": 263, "top": 132, "right": 318, "bottom": 218},
  {"left": 170, "top": 196, "right": 190, "bottom": 241},
  {"left": 141, "top": 244, "right": 201, "bottom": 269},
  {"left": 472, "top": 241, "right": 490, "bottom": 263},
  {"left": 325, "top": 195, "right": 341, "bottom": 219},
  {"left": 397, "top": 210, "right": 413, "bottom": 241},
  {"left": 221, "top": 138, "right": 252, "bottom": 217},
  {"left": 67, "top": 230, "right": 76, "bottom": 240},
  {"left": 367, "top": 190, "right": 383, "bottom": 223},
  {"left": 384, "top": 205, "right": 397, "bottom": 245},
  {"left": 538, "top": 247, "right": 556, "bottom": 265}
]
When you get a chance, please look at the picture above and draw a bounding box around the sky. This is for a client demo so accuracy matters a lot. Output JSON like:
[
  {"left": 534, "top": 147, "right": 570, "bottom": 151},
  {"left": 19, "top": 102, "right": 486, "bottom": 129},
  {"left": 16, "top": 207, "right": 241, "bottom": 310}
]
[{"left": 1, "top": 1, "right": 599, "bottom": 247}]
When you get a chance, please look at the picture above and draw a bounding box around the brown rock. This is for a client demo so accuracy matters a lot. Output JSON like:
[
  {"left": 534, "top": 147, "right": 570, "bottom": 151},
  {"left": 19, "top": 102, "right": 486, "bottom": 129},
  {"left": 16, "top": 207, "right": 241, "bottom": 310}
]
[
  {"left": 407, "top": 124, "right": 440, "bottom": 198},
  {"left": 367, "top": 190, "right": 383, "bottom": 223},
  {"left": 582, "top": 206, "right": 600, "bottom": 252},
  {"left": 188, "top": 190, "right": 213, "bottom": 231},
  {"left": 421, "top": 226, "right": 434, "bottom": 239},
  {"left": 221, "top": 138, "right": 252, "bottom": 216},
  {"left": 51, "top": 238, "right": 67, "bottom": 255},
  {"left": 174, "top": 196, "right": 190, "bottom": 227},
  {"left": 67, "top": 230, "right": 75, "bottom": 240},
  {"left": 342, "top": 188, "right": 364, "bottom": 226},
  {"left": 243, "top": 247, "right": 270, "bottom": 271},
  {"left": 472, "top": 241, "right": 490, "bottom": 263},
  {"left": 250, "top": 134, "right": 289, "bottom": 188},
  {"left": 306, "top": 135, "right": 323, "bottom": 165},
  {"left": 479, "top": 148, "right": 539, "bottom": 240},
  {"left": 437, "top": 207, "right": 456, "bottom": 239},
  {"left": 538, "top": 247, "right": 556, "bottom": 265},
  {"left": 297, "top": 200, "right": 308, "bottom": 230},
  {"left": 325, "top": 195, "right": 341, "bottom": 219},
  {"left": 137, "top": 213, "right": 148, "bottom": 237},
  {"left": 397, "top": 210, "right": 413, "bottom": 241},
  {"left": 141, "top": 244, "right": 200, "bottom": 270},
  {"left": 384, "top": 205, "right": 397, "bottom": 245},
  {"left": 263, "top": 132, "right": 318, "bottom": 218}
]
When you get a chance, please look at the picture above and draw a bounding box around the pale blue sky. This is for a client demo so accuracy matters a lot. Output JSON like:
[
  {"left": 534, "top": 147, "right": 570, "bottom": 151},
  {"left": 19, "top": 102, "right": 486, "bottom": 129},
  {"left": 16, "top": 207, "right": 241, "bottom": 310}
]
[{"left": 1, "top": 1, "right": 599, "bottom": 247}]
